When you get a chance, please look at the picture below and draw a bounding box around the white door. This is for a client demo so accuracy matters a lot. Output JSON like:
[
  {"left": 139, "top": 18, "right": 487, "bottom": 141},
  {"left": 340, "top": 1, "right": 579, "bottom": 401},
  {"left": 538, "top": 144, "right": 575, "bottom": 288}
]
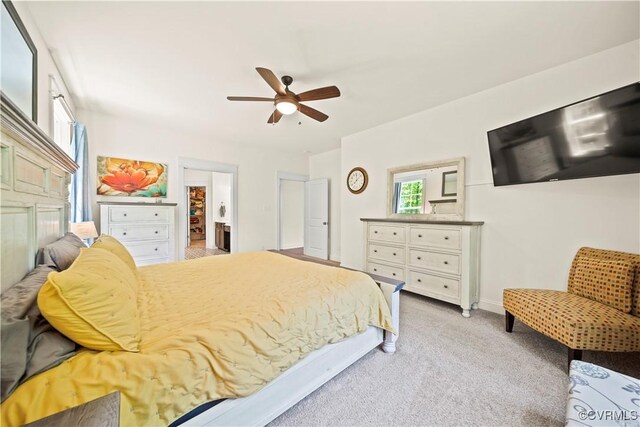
[{"left": 304, "top": 178, "right": 329, "bottom": 260}]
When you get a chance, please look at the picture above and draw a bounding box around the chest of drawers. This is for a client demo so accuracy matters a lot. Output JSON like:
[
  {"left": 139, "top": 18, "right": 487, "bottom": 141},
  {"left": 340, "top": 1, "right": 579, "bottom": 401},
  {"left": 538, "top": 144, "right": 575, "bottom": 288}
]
[
  {"left": 362, "top": 219, "right": 483, "bottom": 317},
  {"left": 99, "top": 202, "right": 176, "bottom": 266}
]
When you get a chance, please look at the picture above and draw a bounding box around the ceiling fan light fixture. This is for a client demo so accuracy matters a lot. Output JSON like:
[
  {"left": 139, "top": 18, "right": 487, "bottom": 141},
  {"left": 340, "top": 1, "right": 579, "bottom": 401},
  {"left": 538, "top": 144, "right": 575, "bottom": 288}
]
[{"left": 275, "top": 100, "right": 298, "bottom": 115}]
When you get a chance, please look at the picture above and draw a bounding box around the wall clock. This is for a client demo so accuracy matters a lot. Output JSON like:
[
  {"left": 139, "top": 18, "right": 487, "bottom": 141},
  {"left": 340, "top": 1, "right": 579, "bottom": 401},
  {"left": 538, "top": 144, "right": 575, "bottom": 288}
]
[{"left": 347, "top": 167, "right": 368, "bottom": 194}]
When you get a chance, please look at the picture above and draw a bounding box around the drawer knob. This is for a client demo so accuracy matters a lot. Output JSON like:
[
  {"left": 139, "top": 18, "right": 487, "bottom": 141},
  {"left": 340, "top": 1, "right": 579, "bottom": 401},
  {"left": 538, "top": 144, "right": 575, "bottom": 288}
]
[
  {"left": 392, "top": 273, "right": 396, "bottom": 276},
  {"left": 123, "top": 213, "right": 127, "bottom": 217},
  {"left": 373, "top": 268, "right": 377, "bottom": 272},
  {"left": 417, "top": 278, "right": 422, "bottom": 283},
  {"left": 418, "top": 234, "right": 422, "bottom": 238},
  {"left": 155, "top": 231, "right": 158, "bottom": 234},
  {"left": 444, "top": 261, "right": 449, "bottom": 265},
  {"left": 393, "top": 232, "right": 397, "bottom": 235},
  {"left": 374, "top": 231, "right": 378, "bottom": 234},
  {"left": 444, "top": 285, "right": 449, "bottom": 289},
  {"left": 444, "top": 236, "right": 449, "bottom": 240},
  {"left": 155, "top": 213, "right": 158, "bottom": 216},
  {"left": 374, "top": 250, "right": 378, "bottom": 253},
  {"left": 417, "top": 256, "right": 422, "bottom": 260},
  {"left": 393, "top": 253, "right": 396, "bottom": 256},
  {"left": 155, "top": 248, "right": 158, "bottom": 251},
  {"left": 123, "top": 232, "right": 127, "bottom": 235}
]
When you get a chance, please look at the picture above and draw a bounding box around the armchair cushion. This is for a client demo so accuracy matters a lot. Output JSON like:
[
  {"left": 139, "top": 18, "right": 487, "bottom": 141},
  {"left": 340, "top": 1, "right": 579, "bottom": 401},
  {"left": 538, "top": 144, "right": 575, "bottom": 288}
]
[
  {"left": 503, "top": 289, "right": 640, "bottom": 352},
  {"left": 570, "top": 257, "right": 634, "bottom": 313}
]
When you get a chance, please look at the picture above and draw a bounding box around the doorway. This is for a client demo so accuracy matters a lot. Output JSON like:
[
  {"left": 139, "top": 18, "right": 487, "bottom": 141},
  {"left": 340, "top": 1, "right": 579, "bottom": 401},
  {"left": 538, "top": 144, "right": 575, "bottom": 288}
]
[
  {"left": 179, "top": 159, "right": 238, "bottom": 260},
  {"left": 276, "top": 172, "right": 329, "bottom": 261}
]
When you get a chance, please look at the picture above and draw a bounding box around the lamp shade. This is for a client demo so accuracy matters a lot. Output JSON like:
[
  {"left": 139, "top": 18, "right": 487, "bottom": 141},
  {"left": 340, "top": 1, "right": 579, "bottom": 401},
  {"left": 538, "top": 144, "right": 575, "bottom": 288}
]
[{"left": 70, "top": 221, "right": 99, "bottom": 240}]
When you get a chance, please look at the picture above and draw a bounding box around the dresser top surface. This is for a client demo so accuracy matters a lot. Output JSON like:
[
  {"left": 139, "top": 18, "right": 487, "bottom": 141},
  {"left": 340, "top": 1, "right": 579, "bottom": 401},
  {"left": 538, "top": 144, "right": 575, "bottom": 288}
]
[
  {"left": 98, "top": 201, "right": 177, "bottom": 206},
  {"left": 361, "top": 218, "right": 484, "bottom": 226}
]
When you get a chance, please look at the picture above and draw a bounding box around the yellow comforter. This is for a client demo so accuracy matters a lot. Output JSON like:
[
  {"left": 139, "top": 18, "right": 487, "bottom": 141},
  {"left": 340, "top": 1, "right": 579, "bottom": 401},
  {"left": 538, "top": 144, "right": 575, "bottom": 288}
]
[{"left": 1, "top": 252, "right": 393, "bottom": 426}]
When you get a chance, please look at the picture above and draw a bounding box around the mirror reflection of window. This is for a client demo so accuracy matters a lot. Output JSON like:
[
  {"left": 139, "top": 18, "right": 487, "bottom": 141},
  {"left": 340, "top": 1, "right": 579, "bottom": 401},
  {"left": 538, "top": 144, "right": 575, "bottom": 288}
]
[{"left": 396, "top": 180, "right": 424, "bottom": 214}]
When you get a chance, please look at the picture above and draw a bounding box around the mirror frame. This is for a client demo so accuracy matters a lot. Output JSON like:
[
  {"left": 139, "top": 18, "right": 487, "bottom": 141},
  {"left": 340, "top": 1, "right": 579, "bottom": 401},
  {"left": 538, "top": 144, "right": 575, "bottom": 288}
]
[{"left": 387, "top": 157, "right": 465, "bottom": 221}]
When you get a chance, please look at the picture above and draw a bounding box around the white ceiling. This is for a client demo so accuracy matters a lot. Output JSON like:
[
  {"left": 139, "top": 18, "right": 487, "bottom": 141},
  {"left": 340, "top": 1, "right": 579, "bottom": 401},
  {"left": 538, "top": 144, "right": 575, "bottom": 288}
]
[{"left": 27, "top": 1, "right": 639, "bottom": 154}]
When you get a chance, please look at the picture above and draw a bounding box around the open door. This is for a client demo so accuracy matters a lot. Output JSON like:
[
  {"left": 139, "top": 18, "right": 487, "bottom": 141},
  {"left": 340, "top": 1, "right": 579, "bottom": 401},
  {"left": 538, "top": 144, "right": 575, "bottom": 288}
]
[{"left": 304, "top": 178, "right": 329, "bottom": 260}]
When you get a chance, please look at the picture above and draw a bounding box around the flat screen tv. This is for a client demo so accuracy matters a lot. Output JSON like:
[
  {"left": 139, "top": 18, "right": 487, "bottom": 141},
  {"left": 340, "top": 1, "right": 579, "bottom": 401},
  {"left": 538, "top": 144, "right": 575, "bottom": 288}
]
[{"left": 487, "top": 82, "right": 640, "bottom": 186}]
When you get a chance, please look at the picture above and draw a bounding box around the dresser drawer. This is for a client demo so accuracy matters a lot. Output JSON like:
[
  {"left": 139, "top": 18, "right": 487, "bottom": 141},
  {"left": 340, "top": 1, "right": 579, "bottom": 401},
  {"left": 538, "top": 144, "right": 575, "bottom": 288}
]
[
  {"left": 109, "top": 207, "right": 170, "bottom": 223},
  {"left": 408, "top": 248, "right": 460, "bottom": 275},
  {"left": 368, "top": 224, "right": 406, "bottom": 244},
  {"left": 109, "top": 224, "right": 169, "bottom": 242},
  {"left": 367, "top": 262, "right": 404, "bottom": 281},
  {"left": 408, "top": 270, "right": 459, "bottom": 299},
  {"left": 368, "top": 243, "right": 405, "bottom": 265},
  {"left": 124, "top": 241, "right": 170, "bottom": 260},
  {"left": 409, "top": 226, "right": 461, "bottom": 250}
]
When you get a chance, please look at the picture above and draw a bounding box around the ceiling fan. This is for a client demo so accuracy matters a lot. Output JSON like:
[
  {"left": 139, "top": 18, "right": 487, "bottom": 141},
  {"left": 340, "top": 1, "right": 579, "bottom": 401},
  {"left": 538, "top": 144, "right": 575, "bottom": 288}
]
[{"left": 227, "top": 67, "right": 341, "bottom": 124}]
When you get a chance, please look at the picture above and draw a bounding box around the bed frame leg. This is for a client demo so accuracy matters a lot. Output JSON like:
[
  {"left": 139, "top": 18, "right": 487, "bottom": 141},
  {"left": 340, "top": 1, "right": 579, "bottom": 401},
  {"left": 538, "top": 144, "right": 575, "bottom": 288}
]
[{"left": 378, "top": 281, "right": 400, "bottom": 353}]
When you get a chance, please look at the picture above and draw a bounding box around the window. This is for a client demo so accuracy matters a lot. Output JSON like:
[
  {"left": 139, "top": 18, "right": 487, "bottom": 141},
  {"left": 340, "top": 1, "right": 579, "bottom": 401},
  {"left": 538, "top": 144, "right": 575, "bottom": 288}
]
[
  {"left": 396, "top": 179, "right": 424, "bottom": 214},
  {"left": 52, "top": 95, "right": 73, "bottom": 155}
]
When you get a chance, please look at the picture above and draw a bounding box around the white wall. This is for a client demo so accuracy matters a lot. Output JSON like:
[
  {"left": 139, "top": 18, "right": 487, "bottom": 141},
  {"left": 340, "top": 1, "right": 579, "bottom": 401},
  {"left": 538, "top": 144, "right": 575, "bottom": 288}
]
[
  {"left": 309, "top": 148, "right": 342, "bottom": 262},
  {"left": 10, "top": 2, "right": 75, "bottom": 138},
  {"left": 79, "top": 109, "right": 309, "bottom": 253},
  {"left": 340, "top": 40, "right": 640, "bottom": 313},
  {"left": 212, "top": 172, "right": 232, "bottom": 225},
  {"left": 280, "top": 180, "right": 304, "bottom": 249}
]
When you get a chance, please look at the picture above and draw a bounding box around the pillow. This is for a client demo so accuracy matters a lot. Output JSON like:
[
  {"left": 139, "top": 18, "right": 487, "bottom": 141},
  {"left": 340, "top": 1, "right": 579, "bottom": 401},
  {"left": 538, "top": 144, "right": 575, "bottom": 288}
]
[
  {"left": 570, "top": 257, "right": 634, "bottom": 312},
  {"left": 38, "top": 248, "right": 141, "bottom": 352},
  {"left": 42, "top": 232, "right": 87, "bottom": 271},
  {"left": 91, "top": 234, "right": 137, "bottom": 272},
  {"left": 1, "top": 265, "right": 76, "bottom": 402}
]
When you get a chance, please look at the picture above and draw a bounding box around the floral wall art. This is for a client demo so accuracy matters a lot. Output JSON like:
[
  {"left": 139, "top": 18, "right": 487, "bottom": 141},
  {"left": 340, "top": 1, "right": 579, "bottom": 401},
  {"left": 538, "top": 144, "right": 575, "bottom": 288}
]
[{"left": 97, "top": 156, "right": 168, "bottom": 197}]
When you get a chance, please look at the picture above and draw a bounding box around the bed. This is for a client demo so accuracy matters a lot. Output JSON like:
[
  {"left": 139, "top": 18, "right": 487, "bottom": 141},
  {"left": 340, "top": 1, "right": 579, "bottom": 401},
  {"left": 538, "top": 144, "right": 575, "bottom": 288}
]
[{"left": 0, "top": 93, "right": 401, "bottom": 426}]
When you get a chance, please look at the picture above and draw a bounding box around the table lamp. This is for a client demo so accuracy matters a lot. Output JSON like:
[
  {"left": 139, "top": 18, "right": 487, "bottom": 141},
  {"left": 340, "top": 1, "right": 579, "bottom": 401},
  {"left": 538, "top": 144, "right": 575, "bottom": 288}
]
[{"left": 70, "top": 221, "right": 99, "bottom": 243}]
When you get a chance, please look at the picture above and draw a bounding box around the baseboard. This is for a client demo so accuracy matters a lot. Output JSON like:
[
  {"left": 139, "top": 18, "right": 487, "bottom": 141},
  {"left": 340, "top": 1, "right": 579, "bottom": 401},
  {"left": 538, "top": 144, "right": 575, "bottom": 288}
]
[{"left": 478, "top": 299, "right": 503, "bottom": 314}]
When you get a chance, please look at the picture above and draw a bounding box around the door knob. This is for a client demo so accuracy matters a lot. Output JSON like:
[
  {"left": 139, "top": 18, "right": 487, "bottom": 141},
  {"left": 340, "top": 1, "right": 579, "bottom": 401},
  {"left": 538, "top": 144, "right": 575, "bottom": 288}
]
[{"left": 323, "top": 222, "right": 327, "bottom": 225}]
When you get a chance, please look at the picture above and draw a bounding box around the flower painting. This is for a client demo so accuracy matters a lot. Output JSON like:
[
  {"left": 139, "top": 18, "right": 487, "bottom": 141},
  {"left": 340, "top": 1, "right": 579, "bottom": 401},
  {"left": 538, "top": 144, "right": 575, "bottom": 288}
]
[{"left": 97, "top": 156, "right": 167, "bottom": 197}]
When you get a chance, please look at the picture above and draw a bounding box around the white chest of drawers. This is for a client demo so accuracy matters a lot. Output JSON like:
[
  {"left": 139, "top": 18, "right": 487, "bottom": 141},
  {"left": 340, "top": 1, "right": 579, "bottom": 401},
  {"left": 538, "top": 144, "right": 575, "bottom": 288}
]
[
  {"left": 362, "top": 219, "right": 483, "bottom": 317},
  {"left": 99, "top": 202, "right": 176, "bottom": 266}
]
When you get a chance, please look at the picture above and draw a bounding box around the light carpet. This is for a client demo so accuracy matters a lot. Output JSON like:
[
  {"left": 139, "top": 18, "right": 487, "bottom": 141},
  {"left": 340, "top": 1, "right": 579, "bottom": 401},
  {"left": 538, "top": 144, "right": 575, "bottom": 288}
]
[
  {"left": 270, "top": 292, "right": 640, "bottom": 427},
  {"left": 184, "top": 247, "right": 229, "bottom": 260}
]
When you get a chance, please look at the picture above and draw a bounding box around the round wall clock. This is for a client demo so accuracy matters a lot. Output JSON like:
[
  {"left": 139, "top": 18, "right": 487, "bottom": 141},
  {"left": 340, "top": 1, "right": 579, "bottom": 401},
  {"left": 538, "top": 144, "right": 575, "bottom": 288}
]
[{"left": 347, "top": 167, "right": 368, "bottom": 194}]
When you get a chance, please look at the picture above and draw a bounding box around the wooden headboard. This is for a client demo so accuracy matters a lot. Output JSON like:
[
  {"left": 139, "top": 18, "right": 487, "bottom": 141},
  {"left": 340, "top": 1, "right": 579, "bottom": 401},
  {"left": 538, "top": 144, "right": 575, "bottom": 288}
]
[{"left": 0, "top": 94, "right": 78, "bottom": 292}]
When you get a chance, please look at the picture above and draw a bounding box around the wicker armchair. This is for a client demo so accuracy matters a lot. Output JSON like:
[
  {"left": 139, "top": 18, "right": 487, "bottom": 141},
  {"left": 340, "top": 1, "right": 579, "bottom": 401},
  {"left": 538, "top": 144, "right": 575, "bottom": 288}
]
[{"left": 503, "top": 247, "right": 640, "bottom": 367}]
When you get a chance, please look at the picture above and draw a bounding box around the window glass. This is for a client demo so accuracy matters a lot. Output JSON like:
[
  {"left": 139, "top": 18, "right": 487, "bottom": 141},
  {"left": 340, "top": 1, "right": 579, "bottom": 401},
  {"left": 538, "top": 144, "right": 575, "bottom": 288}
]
[{"left": 53, "top": 97, "right": 73, "bottom": 155}]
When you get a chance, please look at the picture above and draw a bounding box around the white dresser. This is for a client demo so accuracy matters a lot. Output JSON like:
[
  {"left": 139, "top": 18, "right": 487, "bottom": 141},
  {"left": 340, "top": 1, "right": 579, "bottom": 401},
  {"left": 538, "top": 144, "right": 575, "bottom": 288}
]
[
  {"left": 99, "top": 202, "right": 176, "bottom": 266},
  {"left": 362, "top": 218, "right": 483, "bottom": 317}
]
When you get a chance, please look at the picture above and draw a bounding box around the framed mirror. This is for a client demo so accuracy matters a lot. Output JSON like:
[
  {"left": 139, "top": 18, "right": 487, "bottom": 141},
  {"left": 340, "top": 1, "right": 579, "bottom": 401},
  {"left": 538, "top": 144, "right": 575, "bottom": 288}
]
[
  {"left": 1, "top": 0, "right": 37, "bottom": 122},
  {"left": 387, "top": 157, "right": 465, "bottom": 220}
]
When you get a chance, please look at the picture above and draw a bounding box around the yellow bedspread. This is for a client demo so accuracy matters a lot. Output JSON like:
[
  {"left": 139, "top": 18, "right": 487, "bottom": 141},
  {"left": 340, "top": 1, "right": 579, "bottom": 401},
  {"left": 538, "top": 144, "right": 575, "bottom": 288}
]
[{"left": 1, "top": 252, "right": 393, "bottom": 426}]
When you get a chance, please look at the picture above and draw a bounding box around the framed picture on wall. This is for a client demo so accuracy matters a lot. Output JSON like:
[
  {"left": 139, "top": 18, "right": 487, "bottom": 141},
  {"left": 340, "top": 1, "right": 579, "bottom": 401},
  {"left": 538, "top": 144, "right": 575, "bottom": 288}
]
[
  {"left": 97, "top": 156, "right": 168, "bottom": 197},
  {"left": 1, "top": 0, "right": 38, "bottom": 122},
  {"left": 441, "top": 170, "right": 458, "bottom": 197}
]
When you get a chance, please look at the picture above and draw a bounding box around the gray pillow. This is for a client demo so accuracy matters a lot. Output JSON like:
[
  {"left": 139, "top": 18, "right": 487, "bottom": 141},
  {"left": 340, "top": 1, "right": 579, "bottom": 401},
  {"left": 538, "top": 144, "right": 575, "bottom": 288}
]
[
  {"left": 1, "top": 265, "right": 77, "bottom": 402},
  {"left": 42, "top": 232, "right": 87, "bottom": 271}
]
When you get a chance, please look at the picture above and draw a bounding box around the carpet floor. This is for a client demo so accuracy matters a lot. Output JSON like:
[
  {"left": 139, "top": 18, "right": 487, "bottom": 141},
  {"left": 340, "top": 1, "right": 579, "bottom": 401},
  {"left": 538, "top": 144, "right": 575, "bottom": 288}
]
[
  {"left": 184, "top": 246, "right": 228, "bottom": 259},
  {"left": 270, "top": 292, "right": 640, "bottom": 427}
]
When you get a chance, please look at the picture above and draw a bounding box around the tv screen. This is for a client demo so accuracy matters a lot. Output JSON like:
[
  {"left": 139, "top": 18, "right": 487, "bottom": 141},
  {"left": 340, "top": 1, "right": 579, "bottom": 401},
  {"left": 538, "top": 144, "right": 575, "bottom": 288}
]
[{"left": 487, "top": 82, "right": 640, "bottom": 186}]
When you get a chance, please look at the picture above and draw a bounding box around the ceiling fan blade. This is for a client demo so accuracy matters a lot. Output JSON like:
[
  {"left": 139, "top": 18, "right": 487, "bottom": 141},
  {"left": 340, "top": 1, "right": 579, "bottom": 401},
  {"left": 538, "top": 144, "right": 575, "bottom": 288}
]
[
  {"left": 297, "top": 86, "right": 341, "bottom": 102},
  {"left": 227, "top": 96, "right": 274, "bottom": 102},
  {"left": 256, "top": 67, "right": 286, "bottom": 95},
  {"left": 299, "top": 104, "right": 329, "bottom": 122},
  {"left": 267, "top": 109, "right": 283, "bottom": 124}
]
